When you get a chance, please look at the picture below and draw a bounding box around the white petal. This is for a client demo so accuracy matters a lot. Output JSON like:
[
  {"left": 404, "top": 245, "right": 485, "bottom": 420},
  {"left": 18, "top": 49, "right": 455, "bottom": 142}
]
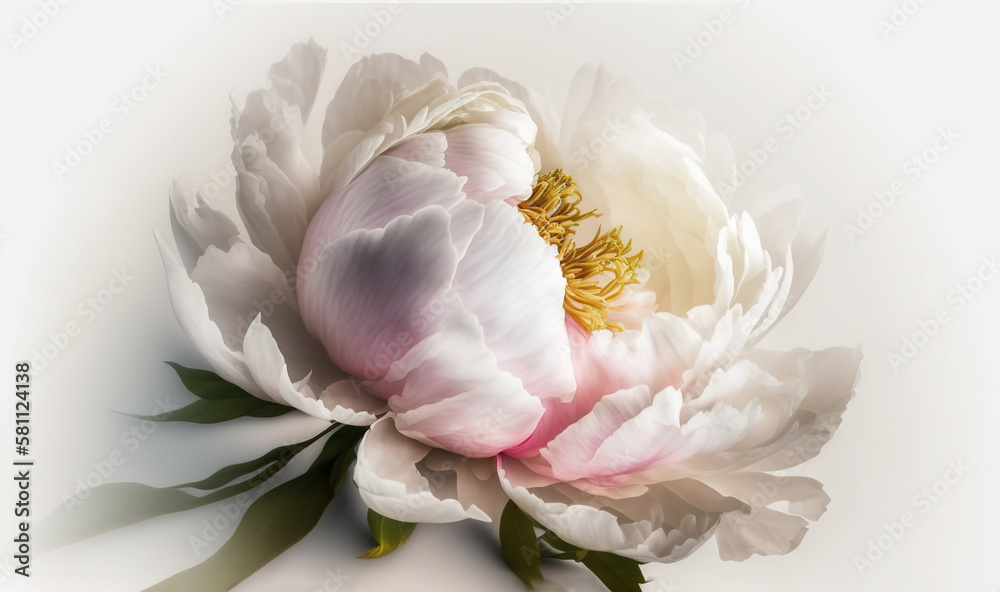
[
  {"left": 499, "top": 457, "right": 743, "bottom": 563},
  {"left": 508, "top": 314, "right": 704, "bottom": 458},
  {"left": 560, "top": 64, "right": 737, "bottom": 201},
  {"left": 232, "top": 135, "right": 310, "bottom": 272},
  {"left": 321, "top": 82, "right": 535, "bottom": 198},
  {"left": 154, "top": 232, "right": 262, "bottom": 398},
  {"left": 714, "top": 507, "right": 809, "bottom": 561},
  {"left": 459, "top": 67, "right": 560, "bottom": 171},
  {"left": 228, "top": 42, "right": 326, "bottom": 266},
  {"left": 635, "top": 347, "right": 860, "bottom": 481},
  {"left": 189, "top": 239, "right": 296, "bottom": 353},
  {"left": 354, "top": 417, "right": 499, "bottom": 523},
  {"left": 560, "top": 66, "right": 731, "bottom": 315},
  {"left": 702, "top": 473, "right": 831, "bottom": 523},
  {"left": 741, "top": 346, "right": 863, "bottom": 472},
  {"left": 321, "top": 53, "right": 448, "bottom": 146},
  {"left": 543, "top": 384, "right": 761, "bottom": 484},
  {"left": 232, "top": 78, "right": 321, "bottom": 215},
  {"left": 168, "top": 182, "right": 240, "bottom": 274},
  {"left": 266, "top": 38, "right": 327, "bottom": 121},
  {"left": 242, "top": 316, "right": 383, "bottom": 425}
]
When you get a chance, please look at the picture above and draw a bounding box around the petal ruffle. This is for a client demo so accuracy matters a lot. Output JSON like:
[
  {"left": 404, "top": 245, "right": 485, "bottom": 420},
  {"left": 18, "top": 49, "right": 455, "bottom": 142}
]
[
  {"left": 230, "top": 41, "right": 327, "bottom": 270},
  {"left": 242, "top": 316, "right": 383, "bottom": 425},
  {"left": 354, "top": 417, "right": 504, "bottom": 523},
  {"left": 382, "top": 300, "right": 545, "bottom": 457},
  {"left": 301, "top": 140, "right": 466, "bottom": 251},
  {"left": 704, "top": 473, "right": 831, "bottom": 561},
  {"left": 155, "top": 232, "right": 262, "bottom": 397},
  {"left": 442, "top": 124, "right": 535, "bottom": 203},
  {"left": 322, "top": 53, "right": 448, "bottom": 146},
  {"left": 459, "top": 67, "right": 561, "bottom": 172},
  {"left": 499, "top": 457, "right": 745, "bottom": 563},
  {"left": 167, "top": 182, "right": 240, "bottom": 274}
]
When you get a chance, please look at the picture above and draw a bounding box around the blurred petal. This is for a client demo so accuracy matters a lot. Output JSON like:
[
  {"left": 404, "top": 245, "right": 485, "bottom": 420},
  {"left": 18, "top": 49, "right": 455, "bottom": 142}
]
[
  {"left": 500, "top": 457, "right": 744, "bottom": 563},
  {"left": 168, "top": 182, "right": 240, "bottom": 274},
  {"left": 232, "top": 136, "right": 309, "bottom": 273},
  {"left": 322, "top": 53, "right": 448, "bottom": 145},
  {"left": 267, "top": 38, "right": 327, "bottom": 121},
  {"left": 561, "top": 65, "right": 730, "bottom": 315}
]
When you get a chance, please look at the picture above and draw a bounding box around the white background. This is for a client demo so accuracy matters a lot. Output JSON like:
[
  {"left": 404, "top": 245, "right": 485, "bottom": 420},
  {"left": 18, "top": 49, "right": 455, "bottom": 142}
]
[{"left": 2, "top": 1, "right": 999, "bottom": 591}]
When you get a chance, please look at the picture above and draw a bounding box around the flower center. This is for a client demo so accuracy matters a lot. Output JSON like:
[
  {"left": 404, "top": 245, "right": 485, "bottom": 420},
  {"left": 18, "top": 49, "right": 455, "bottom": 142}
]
[{"left": 518, "top": 169, "right": 642, "bottom": 333}]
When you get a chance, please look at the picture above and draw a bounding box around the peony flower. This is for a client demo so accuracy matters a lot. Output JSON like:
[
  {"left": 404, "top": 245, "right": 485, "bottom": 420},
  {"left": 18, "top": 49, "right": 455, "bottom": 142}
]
[{"left": 159, "top": 38, "right": 861, "bottom": 571}]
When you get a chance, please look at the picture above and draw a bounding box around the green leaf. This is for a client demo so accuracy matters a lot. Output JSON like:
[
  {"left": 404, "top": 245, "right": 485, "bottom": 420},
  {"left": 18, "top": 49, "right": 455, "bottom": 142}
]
[
  {"left": 499, "top": 500, "right": 543, "bottom": 588},
  {"left": 143, "top": 425, "right": 366, "bottom": 592},
  {"left": 165, "top": 362, "right": 259, "bottom": 400},
  {"left": 538, "top": 526, "right": 646, "bottom": 592},
  {"left": 38, "top": 424, "right": 341, "bottom": 552},
  {"left": 540, "top": 529, "right": 582, "bottom": 553},
  {"left": 115, "top": 363, "right": 295, "bottom": 423},
  {"left": 126, "top": 397, "right": 292, "bottom": 424},
  {"left": 579, "top": 551, "right": 647, "bottom": 592},
  {"left": 176, "top": 425, "right": 337, "bottom": 491},
  {"left": 360, "top": 510, "right": 416, "bottom": 559}
]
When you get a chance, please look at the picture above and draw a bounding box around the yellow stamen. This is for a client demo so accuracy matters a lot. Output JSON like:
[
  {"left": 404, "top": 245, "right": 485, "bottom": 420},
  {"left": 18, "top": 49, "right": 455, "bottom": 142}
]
[{"left": 517, "top": 170, "right": 643, "bottom": 332}]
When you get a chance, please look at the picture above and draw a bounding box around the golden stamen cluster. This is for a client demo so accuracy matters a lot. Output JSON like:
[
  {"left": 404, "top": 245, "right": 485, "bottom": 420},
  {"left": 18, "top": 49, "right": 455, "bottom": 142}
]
[{"left": 518, "top": 170, "right": 643, "bottom": 332}]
